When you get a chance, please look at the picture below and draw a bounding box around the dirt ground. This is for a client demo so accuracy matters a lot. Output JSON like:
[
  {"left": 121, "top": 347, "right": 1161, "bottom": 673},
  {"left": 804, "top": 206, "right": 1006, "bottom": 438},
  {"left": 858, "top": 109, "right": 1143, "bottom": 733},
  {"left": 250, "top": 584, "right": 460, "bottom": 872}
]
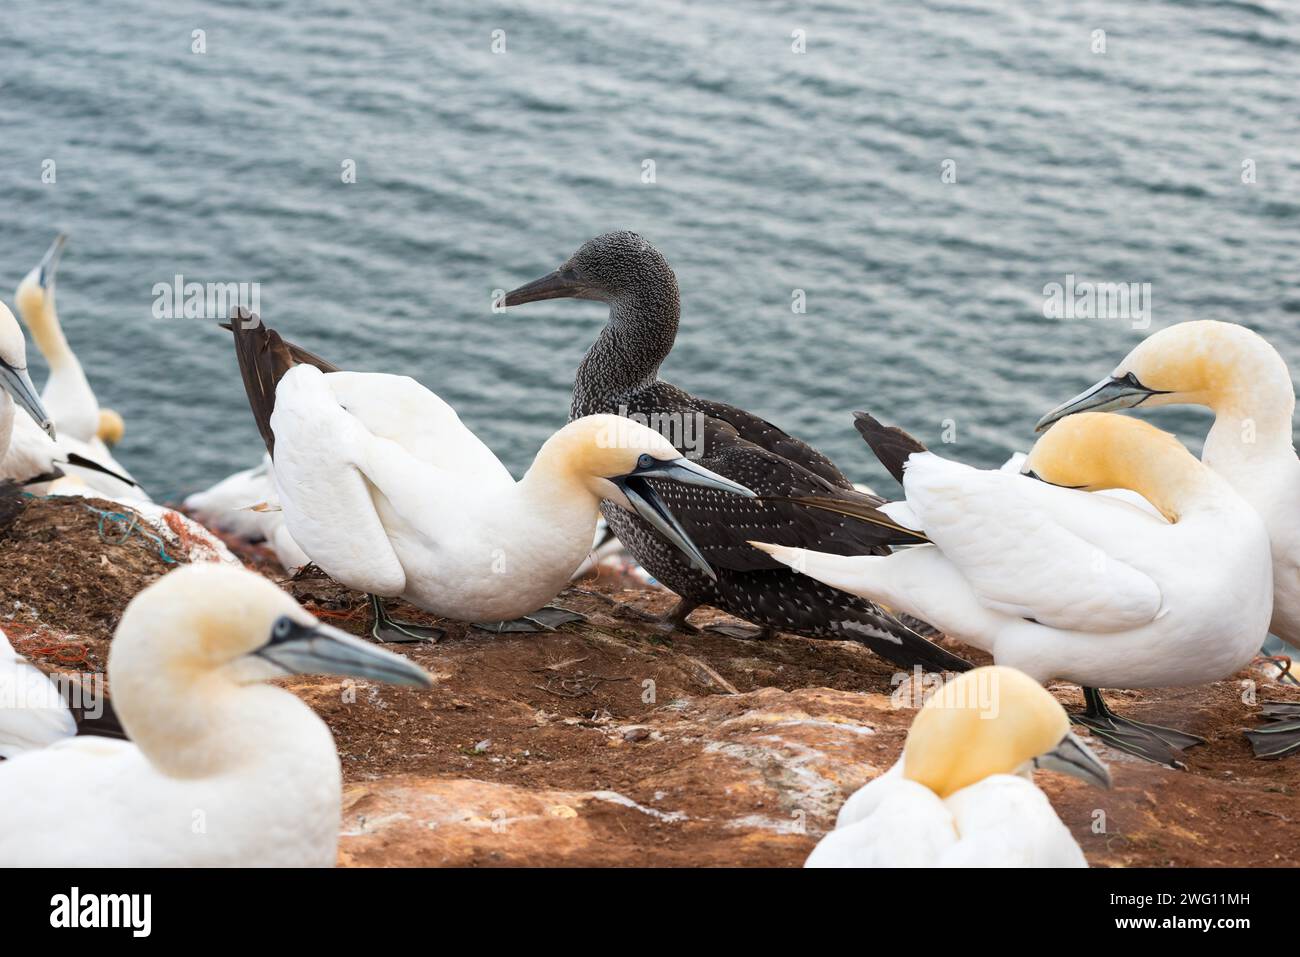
[{"left": 5, "top": 494, "right": 1299, "bottom": 867}]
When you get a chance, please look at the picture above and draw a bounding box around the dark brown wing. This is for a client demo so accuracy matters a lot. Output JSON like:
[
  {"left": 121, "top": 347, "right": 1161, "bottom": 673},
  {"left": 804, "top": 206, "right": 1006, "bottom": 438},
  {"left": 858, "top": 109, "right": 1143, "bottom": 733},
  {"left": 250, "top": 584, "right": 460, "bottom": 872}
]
[
  {"left": 772, "top": 493, "right": 930, "bottom": 543},
  {"left": 853, "top": 412, "right": 928, "bottom": 486},
  {"left": 285, "top": 341, "right": 341, "bottom": 374},
  {"left": 619, "top": 384, "right": 924, "bottom": 573},
  {"left": 690, "top": 396, "right": 852, "bottom": 489},
  {"left": 223, "top": 308, "right": 340, "bottom": 457}
]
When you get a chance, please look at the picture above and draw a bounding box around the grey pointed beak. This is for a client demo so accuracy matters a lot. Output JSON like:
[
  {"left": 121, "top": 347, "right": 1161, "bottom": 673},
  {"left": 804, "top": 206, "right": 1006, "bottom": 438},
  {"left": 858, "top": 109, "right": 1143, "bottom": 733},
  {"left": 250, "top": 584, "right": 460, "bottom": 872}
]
[
  {"left": 256, "top": 617, "right": 433, "bottom": 688},
  {"left": 1033, "top": 729, "right": 1112, "bottom": 789},
  {"left": 0, "top": 360, "right": 56, "bottom": 439},
  {"left": 634, "top": 455, "right": 757, "bottom": 499},
  {"left": 1035, "top": 373, "right": 1168, "bottom": 433},
  {"left": 503, "top": 268, "right": 600, "bottom": 306},
  {"left": 35, "top": 232, "right": 68, "bottom": 291},
  {"left": 611, "top": 458, "right": 754, "bottom": 582}
]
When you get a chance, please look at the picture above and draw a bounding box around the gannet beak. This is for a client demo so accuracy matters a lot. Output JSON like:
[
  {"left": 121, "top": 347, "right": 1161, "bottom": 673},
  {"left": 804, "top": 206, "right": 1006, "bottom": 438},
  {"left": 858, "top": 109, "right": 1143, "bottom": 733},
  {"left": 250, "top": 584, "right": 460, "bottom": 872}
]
[
  {"left": 255, "top": 616, "right": 433, "bottom": 688},
  {"left": 503, "top": 268, "right": 597, "bottom": 306},
  {"left": 633, "top": 455, "right": 757, "bottom": 499},
  {"left": 1018, "top": 466, "right": 1087, "bottom": 491},
  {"left": 610, "top": 457, "right": 754, "bottom": 582},
  {"left": 1034, "top": 373, "right": 1168, "bottom": 433},
  {"left": 34, "top": 232, "right": 68, "bottom": 291},
  {"left": 1033, "top": 729, "right": 1112, "bottom": 789},
  {"left": 0, "top": 360, "right": 56, "bottom": 439}
]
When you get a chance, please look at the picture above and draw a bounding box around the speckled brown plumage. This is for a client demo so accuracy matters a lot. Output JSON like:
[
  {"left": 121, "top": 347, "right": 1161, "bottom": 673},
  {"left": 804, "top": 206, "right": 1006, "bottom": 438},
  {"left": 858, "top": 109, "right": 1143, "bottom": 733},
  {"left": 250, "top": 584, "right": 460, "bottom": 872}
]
[{"left": 519, "top": 232, "right": 968, "bottom": 672}]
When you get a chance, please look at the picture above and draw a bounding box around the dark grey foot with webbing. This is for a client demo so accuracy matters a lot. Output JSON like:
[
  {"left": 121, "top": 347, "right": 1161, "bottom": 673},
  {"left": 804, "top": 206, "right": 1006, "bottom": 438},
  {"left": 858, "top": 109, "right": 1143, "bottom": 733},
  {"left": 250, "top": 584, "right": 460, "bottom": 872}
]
[
  {"left": 704, "top": 622, "right": 778, "bottom": 640},
  {"left": 369, "top": 594, "right": 444, "bottom": 643},
  {"left": 473, "top": 606, "right": 588, "bottom": 634},
  {"left": 1071, "top": 687, "right": 1204, "bottom": 768},
  {"left": 1245, "top": 700, "right": 1300, "bottom": 759}
]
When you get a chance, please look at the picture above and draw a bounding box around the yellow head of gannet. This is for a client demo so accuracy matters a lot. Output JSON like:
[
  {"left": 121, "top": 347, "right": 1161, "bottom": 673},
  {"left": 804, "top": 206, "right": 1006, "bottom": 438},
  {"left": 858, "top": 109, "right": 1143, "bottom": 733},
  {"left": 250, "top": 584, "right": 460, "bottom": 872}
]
[
  {"left": 1025, "top": 412, "right": 1207, "bottom": 522},
  {"left": 1036, "top": 320, "right": 1295, "bottom": 430},
  {"left": 537, "top": 413, "right": 731, "bottom": 491},
  {"left": 109, "top": 563, "right": 431, "bottom": 776},
  {"left": 97, "top": 407, "right": 125, "bottom": 445},
  {"left": 0, "top": 563, "right": 432, "bottom": 866},
  {"left": 113, "top": 563, "right": 432, "bottom": 691},
  {"left": 904, "top": 666, "right": 1110, "bottom": 798},
  {"left": 530, "top": 413, "right": 756, "bottom": 578},
  {"left": 0, "top": 301, "right": 55, "bottom": 439},
  {"left": 14, "top": 233, "right": 70, "bottom": 367}
]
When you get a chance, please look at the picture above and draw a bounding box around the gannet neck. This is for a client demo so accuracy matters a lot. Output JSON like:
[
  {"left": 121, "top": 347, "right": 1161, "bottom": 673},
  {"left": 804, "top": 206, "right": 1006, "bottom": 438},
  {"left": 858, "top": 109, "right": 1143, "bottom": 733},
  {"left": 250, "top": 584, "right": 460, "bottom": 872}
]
[
  {"left": 1028, "top": 412, "right": 1221, "bottom": 523},
  {"left": 572, "top": 287, "right": 678, "bottom": 417},
  {"left": 1116, "top": 438, "right": 1228, "bottom": 523},
  {"left": 519, "top": 436, "right": 597, "bottom": 510},
  {"left": 1202, "top": 408, "right": 1297, "bottom": 483},
  {"left": 1195, "top": 332, "right": 1295, "bottom": 466},
  {"left": 515, "top": 461, "right": 602, "bottom": 533},
  {"left": 14, "top": 287, "right": 73, "bottom": 368},
  {"left": 520, "top": 419, "right": 617, "bottom": 521},
  {"left": 902, "top": 667, "right": 1069, "bottom": 799},
  {"left": 109, "top": 629, "right": 312, "bottom": 778},
  {"left": 1197, "top": 332, "right": 1297, "bottom": 473},
  {"left": 115, "top": 665, "right": 313, "bottom": 779}
]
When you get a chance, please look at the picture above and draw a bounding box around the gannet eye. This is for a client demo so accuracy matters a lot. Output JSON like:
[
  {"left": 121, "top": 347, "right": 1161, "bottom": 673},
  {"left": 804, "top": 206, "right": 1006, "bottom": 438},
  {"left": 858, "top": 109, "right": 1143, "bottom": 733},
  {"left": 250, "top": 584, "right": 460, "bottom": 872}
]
[
  {"left": 271, "top": 617, "right": 294, "bottom": 641},
  {"left": 636, "top": 453, "right": 655, "bottom": 470}
]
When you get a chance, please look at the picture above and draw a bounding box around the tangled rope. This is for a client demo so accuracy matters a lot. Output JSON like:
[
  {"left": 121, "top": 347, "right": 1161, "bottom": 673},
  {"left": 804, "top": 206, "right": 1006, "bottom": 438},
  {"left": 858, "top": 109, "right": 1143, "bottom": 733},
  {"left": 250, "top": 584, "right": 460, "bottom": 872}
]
[{"left": 82, "top": 504, "right": 178, "bottom": 564}]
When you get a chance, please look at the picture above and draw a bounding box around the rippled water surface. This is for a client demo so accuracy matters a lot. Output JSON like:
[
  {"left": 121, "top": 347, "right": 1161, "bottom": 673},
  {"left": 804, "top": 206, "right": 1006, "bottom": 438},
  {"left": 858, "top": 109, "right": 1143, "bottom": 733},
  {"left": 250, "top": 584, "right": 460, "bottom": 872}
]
[{"left": 2, "top": 0, "right": 1297, "bottom": 497}]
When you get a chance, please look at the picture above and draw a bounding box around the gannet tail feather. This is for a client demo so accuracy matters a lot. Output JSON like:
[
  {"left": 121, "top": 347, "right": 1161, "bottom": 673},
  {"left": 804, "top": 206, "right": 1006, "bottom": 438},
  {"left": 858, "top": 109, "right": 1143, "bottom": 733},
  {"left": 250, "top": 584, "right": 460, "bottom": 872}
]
[
  {"left": 225, "top": 309, "right": 340, "bottom": 457},
  {"left": 853, "top": 412, "right": 928, "bottom": 486}
]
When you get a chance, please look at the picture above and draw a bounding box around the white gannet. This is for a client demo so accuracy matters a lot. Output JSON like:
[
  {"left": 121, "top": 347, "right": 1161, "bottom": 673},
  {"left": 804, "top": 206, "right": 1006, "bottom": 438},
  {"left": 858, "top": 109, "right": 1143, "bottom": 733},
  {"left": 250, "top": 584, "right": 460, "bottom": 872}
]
[
  {"left": 0, "top": 625, "right": 126, "bottom": 754},
  {"left": 0, "top": 300, "right": 58, "bottom": 452},
  {"left": 0, "top": 628, "right": 76, "bottom": 758},
  {"left": 1035, "top": 321, "right": 1300, "bottom": 653},
  {"left": 14, "top": 233, "right": 124, "bottom": 445},
  {"left": 0, "top": 563, "right": 432, "bottom": 866},
  {"left": 0, "top": 296, "right": 145, "bottom": 499},
  {"left": 807, "top": 666, "right": 1109, "bottom": 867},
  {"left": 3, "top": 410, "right": 148, "bottom": 500},
  {"left": 1034, "top": 321, "right": 1300, "bottom": 758},
  {"left": 183, "top": 453, "right": 309, "bottom": 572},
  {"left": 754, "top": 412, "right": 1274, "bottom": 766},
  {"left": 8, "top": 237, "right": 145, "bottom": 498},
  {"left": 184, "top": 454, "right": 278, "bottom": 542},
  {"left": 228, "top": 314, "right": 755, "bottom": 642}
]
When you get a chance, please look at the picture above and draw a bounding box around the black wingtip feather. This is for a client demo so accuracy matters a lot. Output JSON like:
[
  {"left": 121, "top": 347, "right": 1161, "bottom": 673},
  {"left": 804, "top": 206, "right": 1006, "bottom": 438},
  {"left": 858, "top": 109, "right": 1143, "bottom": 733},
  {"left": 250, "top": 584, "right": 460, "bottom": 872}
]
[
  {"left": 225, "top": 309, "right": 340, "bottom": 458},
  {"left": 63, "top": 453, "right": 138, "bottom": 488},
  {"left": 852, "top": 412, "right": 928, "bottom": 486}
]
